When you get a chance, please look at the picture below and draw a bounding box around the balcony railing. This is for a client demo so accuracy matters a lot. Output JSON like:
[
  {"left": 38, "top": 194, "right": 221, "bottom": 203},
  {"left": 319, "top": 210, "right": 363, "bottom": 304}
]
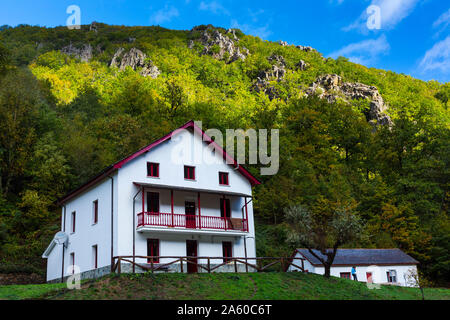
[{"left": 137, "top": 212, "right": 248, "bottom": 232}]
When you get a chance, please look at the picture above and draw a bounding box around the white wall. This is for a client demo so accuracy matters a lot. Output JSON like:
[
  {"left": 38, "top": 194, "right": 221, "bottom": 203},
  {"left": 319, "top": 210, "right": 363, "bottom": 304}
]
[{"left": 46, "top": 173, "right": 117, "bottom": 281}]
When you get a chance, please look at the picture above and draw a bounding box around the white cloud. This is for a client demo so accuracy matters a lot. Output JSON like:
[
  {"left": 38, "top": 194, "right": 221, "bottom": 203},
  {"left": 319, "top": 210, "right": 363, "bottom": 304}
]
[
  {"left": 199, "top": 1, "right": 230, "bottom": 15},
  {"left": 344, "top": 0, "right": 419, "bottom": 32},
  {"left": 230, "top": 19, "right": 272, "bottom": 39},
  {"left": 418, "top": 36, "right": 450, "bottom": 75},
  {"left": 328, "top": 34, "right": 390, "bottom": 65},
  {"left": 432, "top": 8, "right": 450, "bottom": 38},
  {"left": 150, "top": 5, "right": 179, "bottom": 25}
]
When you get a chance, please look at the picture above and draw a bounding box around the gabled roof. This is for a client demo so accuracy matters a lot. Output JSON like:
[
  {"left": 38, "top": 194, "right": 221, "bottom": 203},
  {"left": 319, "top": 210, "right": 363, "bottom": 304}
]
[
  {"left": 296, "top": 248, "right": 419, "bottom": 266},
  {"left": 58, "top": 120, "right": 261, "bottom": 204}
]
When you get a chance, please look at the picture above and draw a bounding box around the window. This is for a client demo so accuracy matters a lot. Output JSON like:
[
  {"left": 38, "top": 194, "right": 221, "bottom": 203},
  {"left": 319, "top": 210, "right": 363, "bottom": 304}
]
[
  {"left": 147, "top": 162, "right": 159, "bottom": 177},
  {"left": 93, "top": 200, "right": 98, "bottom": 224},
  {"left": 147, "top": 192, "right": 160, "bottom": 214},
  {"left": 184, "top": 166, "right": 195, "bottom": 180},
  {"left": 70, "top": 252, "right": 75, "bottom": 274},
  {"left": 219, "top": 172, "right": 229, "bottom": 185},
  {"left": 220, "top": 198, "right": 231, "bottom": 218},
  {"left": 222, "top": 241, "right": 232, "bottom": 262},
  {"left": 340, "top": 272, "right": 351, "bottom": 279},
  {"left": 387, "top": 270, "right": 397, "bottom": 283},
  {"left": 147, "top": 239, "right": 159, "bottom": 263},
  {"left": 92, "top": 245, "right": 98, "bottom": 269},
  {"left": 71, "top": 211, "right": 76, "bottom": 233}
]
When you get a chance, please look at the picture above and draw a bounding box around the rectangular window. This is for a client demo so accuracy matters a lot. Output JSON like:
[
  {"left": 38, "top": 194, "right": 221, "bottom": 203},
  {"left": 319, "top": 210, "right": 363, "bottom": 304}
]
[
  {"left": 147, "top": 192, "right": 160, "bottom": 214},
  {"left": 92, "top": 245, "right": 98, "bottom": 269},
  {"left": 219, "top": 172, "right": 229, "bottom": 185},
  {"left": 70, "top": 252, "right": 75, "bottom": 274},
  {"left": 387, "top": 270, "right": 397, "bottom": 283},
  {"left": 147, "top": 162, "right": 159, "bottom": 177},
  {"left": 220, "top": 198, "right": 231, "bottom": 218},
  {"left": 184, "top": 166, "right": 195, "bottom": 180},
  {"left": 71, "top": 211, "right": 76, "bottom": 233},
  {"left": 222, "top": 241, "right": 232, "bottom": 262},
  {"left": 93, "top": 200, "right": 98, "bottom": 224},
  {"left": 147, "top": 239, "right": 159, "bottom": 263},
  {"left": 340, "top": 272, "right": 351, "bottom": 279}
]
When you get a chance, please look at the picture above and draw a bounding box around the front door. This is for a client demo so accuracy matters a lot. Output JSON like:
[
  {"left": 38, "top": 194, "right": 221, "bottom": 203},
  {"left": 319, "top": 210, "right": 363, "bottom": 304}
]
[
  {"left": 186, "top": 240, "right": 198, "bottom": 273},
  {"left": 185, "top": 201, "right": 196, "bottom": 229},
  {"left": 366, "top": 272, "right": 373, "bottom": 283}
]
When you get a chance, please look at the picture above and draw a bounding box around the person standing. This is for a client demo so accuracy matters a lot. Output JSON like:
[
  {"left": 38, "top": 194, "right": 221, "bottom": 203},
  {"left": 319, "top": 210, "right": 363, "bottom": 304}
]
[{"left": 351, "top": 266, "right": 358, "bottom": 281}]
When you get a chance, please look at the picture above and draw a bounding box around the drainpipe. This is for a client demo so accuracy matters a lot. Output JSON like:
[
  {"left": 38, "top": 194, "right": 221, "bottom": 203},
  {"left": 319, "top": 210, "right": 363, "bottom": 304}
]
[
  {"left": 132, "top": 187, "right": 142, "bottom": 273},
  {"left": 61, "top": 204, "right": 66, "bottom": 283},
  {"left": 108, "top": 176, "right": 114, "bottom": 272}
]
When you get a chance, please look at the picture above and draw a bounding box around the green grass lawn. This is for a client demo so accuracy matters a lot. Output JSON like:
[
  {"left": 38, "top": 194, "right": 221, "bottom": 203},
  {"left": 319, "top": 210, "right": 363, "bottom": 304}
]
[{"left": 1, "top": 272, "right": 448, "bottom": 300}]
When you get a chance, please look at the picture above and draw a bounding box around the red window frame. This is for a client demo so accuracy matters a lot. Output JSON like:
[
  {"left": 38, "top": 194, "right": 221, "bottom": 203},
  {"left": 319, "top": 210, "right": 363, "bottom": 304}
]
[
  {"left": 147, "top": 162, "right": 159, "bottom": 177},
  {"left": 340, "top": 272, "right": 351, "bottom": 279},
  {"left": 219, "top": 172, "right": 229, "bottom": 185},
  {"left": 222, "top": 242, "right": 232, "bottom": 262},
  {"left": 93, "top": 200, "right": 98, "bottom": 224},
  {"left": 147, "top": 239, "right": 159, "bottom": 263},
  {"left": 71, "top": 211, "right": 76, "bottom": 233},
  {"left": 93, "top": 245, "right": 98, "bottom": 269},
  {"left": 184, "top": 166, "right": 195, "bottom": 180}
]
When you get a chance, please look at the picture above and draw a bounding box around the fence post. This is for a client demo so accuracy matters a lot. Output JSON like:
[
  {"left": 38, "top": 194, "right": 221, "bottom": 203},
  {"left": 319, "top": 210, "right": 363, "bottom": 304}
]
[
  {"left": 234, "top": 259, "right": 238, "bottom": 273},
  {"left": 118, "top": 257, "right": 121, "bottom": 274},
  {"left": 151, "top": 257, "right": 154, "bottom": 274},
  {"left": 207, "top": 257, "right": 211, "bottom": 273},
  {"left": 180, "top": 258, "right": 184, "bottom": 273},
  {"left": 245, "top": 257, "right": 248, "bottom": 273}
]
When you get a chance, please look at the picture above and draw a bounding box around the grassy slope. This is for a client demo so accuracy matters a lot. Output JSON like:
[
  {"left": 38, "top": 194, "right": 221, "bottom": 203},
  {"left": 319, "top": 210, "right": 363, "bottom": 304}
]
[{"left": 1, "top": 273, "right": 448, "bottom": 300}]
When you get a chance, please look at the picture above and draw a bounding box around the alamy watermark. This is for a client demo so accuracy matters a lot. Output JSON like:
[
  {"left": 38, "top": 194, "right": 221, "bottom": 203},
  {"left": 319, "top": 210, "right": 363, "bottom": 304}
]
[
  {"left": 366, "top": 5, "right": 381, "bottom": 30},
  {"left": 170, "top": 121, "right": 279, "bottom": 175},
  {"left": 66, "top": 265, "right": 81, "bottom": 289},
  {"left": 66, "top": 5, "right": 81, "bottom": 29}
]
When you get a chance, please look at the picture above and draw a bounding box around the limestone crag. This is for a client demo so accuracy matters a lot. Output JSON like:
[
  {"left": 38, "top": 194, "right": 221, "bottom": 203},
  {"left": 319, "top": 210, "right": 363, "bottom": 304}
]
[
  {"left": 61, "top": 43, "right": 93, "bottom": 62},
  {"left": 306, "top": 74, "right": 392, "bottom": 126},
  {"left": 109, "top": 47, "right": 161, "bottom": 78},
  {"left": 191, "top": 26, "right": 249, "bottom": 63}
]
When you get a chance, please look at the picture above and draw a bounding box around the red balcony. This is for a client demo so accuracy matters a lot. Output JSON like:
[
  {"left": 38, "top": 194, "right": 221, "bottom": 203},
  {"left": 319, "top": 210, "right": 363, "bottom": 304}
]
[{"left": 137, "top": 212, "right": 248, "bottom": 232}]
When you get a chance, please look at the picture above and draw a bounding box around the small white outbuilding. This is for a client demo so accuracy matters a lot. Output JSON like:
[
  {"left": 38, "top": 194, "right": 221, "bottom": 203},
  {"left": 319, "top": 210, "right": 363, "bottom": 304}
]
[{"left": 288, "top": 248, "right": 419, "bottom": 287}]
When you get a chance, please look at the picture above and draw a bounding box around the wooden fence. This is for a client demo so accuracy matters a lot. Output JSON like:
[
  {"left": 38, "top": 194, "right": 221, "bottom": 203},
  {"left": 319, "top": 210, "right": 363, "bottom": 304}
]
[{"left": 111, "top": 256, "right": 305, "bottom": 274}]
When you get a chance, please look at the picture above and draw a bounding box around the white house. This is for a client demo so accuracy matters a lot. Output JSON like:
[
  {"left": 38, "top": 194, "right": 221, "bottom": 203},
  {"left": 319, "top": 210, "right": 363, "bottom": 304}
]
[
  {"left": 288, "top": 249, "right": 419, "bottom": 287},
  {"left": 43, "top": 121, "right": 260, "bottom": 282}
]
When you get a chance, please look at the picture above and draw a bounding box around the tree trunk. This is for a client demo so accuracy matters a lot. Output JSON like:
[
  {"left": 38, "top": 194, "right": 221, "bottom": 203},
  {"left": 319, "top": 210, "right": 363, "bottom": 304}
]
[{"left": 324, "top": 264, "right": 331, "bottom": 278}]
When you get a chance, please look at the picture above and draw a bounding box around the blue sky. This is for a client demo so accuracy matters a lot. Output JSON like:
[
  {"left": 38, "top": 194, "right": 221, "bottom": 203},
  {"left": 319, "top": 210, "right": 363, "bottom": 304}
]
[{"left": 1, "top": 0, "right": 449, "bottom": 83}]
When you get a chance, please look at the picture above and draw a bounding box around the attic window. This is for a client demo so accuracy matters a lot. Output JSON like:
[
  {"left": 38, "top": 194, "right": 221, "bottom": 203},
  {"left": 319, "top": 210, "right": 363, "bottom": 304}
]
[
  {"left": 219, "top": 172, "right": 229, "bottom": 185},
  {"left": 184, "top": 166, "right": 195, "bottom": 180},
  {"left": 147, "top": 162, "right": 159, "bottom": 177}
]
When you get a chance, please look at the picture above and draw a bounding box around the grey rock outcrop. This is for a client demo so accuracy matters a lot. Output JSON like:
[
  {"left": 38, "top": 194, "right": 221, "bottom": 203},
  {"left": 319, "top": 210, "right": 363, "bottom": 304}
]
[
  {"left": 252, "top": 54, "right": 287, "bottom": 100},
  {"left": 259, "top": 54, "right": 287, "bottom": 81},
  {"left": 90, "top": 22, "right": 98, "bottom": 33},
  {"left": 109, "top": 47, "right": 161, "bottom": 78},
  {"left": 296, "top": 45, "right": 314, "bottom": 52},
  {"left": 61, "top": 43, "right": 93, "bottom": 62},
  {"left": 296, "top": 59, "right": 308, "bottom": 71},
  {"left": 306, "top": 74, "right": 392, "bottom": 126},
  {"left": 191, "top": 27, "right": 249, "bottom": 63}
]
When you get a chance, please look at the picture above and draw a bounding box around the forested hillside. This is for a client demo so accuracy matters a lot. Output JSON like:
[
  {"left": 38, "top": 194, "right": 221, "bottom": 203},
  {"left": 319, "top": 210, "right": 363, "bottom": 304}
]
[{"left": 0, "top": 23, "right": 448, "bottom": 284}]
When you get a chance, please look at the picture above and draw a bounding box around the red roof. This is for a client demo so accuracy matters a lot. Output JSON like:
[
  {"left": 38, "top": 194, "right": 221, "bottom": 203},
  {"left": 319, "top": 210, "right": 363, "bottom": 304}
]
[{"left": 58, "top": 120, "right": 261, "bottom": 204}]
